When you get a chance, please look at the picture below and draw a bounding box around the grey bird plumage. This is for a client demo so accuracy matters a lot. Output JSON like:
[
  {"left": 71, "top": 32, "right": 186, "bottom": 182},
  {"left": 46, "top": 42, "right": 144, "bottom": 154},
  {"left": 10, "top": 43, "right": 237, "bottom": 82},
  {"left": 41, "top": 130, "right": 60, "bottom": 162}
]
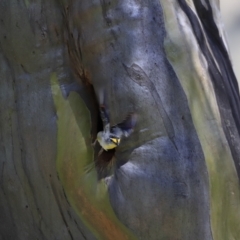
[{"left": 95, "top": 105, "right": 137, "bottom": 153}]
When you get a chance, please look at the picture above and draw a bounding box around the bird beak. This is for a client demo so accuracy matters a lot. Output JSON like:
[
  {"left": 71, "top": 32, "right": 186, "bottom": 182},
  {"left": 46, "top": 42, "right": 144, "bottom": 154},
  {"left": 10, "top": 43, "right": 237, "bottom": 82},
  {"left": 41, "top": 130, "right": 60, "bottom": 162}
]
[{"left": 111, "top": 138, "right": 120, "bottom": 145}]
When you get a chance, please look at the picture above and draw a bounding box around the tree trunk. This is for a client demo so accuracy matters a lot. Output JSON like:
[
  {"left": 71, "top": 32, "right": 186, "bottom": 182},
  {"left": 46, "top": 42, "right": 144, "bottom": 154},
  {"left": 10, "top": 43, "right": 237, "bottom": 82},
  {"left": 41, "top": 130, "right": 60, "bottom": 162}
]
[{"left": 0, "top": 0, "right": 240, "bottom": 240}]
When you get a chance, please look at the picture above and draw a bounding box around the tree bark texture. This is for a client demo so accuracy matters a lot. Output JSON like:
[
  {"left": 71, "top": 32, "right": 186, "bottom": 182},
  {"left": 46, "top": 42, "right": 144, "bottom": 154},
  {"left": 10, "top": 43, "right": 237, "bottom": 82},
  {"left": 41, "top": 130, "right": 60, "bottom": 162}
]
[{"left": 0, "top": 0, "right": 240, "bottom": 240}]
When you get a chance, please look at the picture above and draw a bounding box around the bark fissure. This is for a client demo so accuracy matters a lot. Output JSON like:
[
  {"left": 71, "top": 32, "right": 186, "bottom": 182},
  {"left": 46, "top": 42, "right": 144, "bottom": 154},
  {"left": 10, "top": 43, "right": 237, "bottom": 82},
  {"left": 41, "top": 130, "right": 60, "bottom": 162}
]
[{"left": 177, "top": 0, "right": 240, "bottom": 182}]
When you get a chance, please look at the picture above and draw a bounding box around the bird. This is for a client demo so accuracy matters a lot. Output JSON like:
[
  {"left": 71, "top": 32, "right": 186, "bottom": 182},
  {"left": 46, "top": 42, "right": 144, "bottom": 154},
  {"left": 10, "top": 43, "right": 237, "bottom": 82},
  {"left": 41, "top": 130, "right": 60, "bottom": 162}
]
[
  {"left": 96, "top": 123, "right": 121, "bottom": 151},
  {"left": 94, "top": 105, "right": 137, "bottom": 155}
]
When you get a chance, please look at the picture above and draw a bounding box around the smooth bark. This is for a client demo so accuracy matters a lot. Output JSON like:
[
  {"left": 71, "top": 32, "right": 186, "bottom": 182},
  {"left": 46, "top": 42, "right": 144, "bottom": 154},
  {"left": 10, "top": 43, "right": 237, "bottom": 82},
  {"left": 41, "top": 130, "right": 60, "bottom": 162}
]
[{"left": 0, "top": 1, "right": 240, "bottom": 240}]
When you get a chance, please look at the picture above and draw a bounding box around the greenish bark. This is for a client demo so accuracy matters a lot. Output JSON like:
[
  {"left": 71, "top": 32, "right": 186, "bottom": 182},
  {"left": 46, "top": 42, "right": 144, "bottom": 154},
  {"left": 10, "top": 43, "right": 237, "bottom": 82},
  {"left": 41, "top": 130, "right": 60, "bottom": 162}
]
[{"left": 0, "top": 1, "right": 240, "bottom": 240}]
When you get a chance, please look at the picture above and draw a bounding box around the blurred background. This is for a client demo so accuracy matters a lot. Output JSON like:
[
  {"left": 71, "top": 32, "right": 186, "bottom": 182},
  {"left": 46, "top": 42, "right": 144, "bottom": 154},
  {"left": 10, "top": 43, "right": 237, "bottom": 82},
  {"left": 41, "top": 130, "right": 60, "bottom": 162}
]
[{"left": 221, "top": 0, "right": 240, "bottom": 85}]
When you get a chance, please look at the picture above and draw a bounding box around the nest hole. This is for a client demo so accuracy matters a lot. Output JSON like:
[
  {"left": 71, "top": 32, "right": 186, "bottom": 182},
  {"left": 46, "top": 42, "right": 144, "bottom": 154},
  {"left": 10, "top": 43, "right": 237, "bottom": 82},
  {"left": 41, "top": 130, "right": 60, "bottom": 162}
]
[{"left": 93, "top": 111, "right": 116, "bottom": 179}]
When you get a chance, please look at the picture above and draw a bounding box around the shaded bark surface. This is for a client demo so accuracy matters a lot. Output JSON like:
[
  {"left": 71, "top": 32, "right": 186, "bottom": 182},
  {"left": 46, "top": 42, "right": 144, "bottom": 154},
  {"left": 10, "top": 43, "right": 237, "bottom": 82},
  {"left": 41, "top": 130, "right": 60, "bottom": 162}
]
[
  {"left": 0, "top": 0, "right": 239, "bottom": 240},
  {"left": 0, "top": 1, "right": 95, "bottom": 239}
]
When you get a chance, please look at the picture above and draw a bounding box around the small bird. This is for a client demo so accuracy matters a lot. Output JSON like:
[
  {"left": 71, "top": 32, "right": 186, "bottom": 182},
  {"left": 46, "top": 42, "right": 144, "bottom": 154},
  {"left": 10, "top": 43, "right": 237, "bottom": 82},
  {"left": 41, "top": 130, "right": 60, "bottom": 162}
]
[
  {"left": 94, "top": 105, "right": 137, "bottom": 155},
  {"left": 96, "top": 123, "right": 121, "bottom": 151}
]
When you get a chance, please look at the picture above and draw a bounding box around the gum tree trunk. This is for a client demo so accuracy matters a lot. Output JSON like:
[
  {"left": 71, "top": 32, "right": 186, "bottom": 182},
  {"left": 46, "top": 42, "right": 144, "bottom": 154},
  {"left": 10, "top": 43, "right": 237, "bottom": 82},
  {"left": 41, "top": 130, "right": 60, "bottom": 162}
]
[{"left": 0, "top": 0, "right": 240, "bottom": 240}]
